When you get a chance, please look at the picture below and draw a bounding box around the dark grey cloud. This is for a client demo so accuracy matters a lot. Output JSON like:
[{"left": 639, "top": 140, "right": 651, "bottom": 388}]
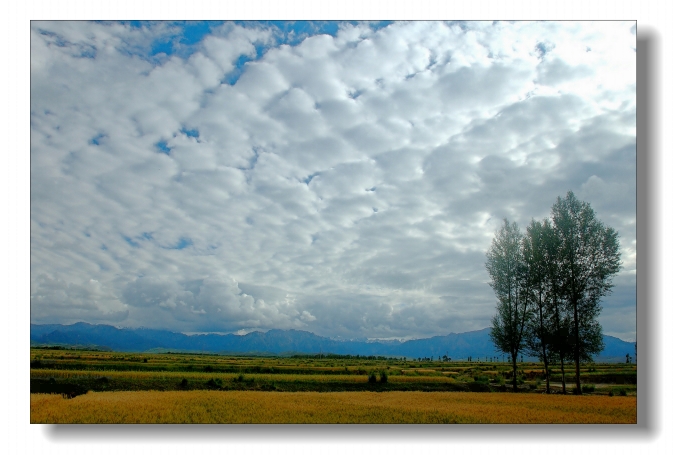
[{"left": 30, "top": 21, "right": 637, "bottom": 341}]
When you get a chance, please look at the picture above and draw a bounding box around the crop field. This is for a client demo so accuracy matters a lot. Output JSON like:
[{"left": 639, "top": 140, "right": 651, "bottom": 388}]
[
  {"left": 30, "top": 348, "right": 637, "bottom": 423},
  {"left": 30, "top": 391, "right": 636, "bottom": 424}
]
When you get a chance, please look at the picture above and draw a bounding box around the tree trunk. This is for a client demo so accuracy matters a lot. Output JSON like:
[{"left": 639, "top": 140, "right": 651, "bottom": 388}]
[
  {"left": 512, "top": 352, "right": 518, "bottom": 392},
  {"left": 542, "top": 349, "right": 550, "bottom": 394},
  {"left": 573, "top": 300, "right": 582, "bottom": 395},
  {"left": 538, "top": 293, "right": 550, "bottom": 394},
  {"left": 560, "top": 356, "right": 566, "bottom": 394}
]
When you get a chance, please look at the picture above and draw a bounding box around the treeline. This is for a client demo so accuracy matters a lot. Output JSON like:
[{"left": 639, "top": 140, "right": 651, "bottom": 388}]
[
  {"left": 290, "top": 354, "right": 397, "bottom": 360},
  {"left": 486, "top": 191, "right": 621, "bottom": 394}
]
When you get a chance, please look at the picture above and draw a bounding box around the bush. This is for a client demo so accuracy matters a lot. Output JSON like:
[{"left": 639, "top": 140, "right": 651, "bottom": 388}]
[
  {"left": 180, "top": 378, "right": 188, "bottom": 388},
  {"left": 582, "top": 384, "right": 595, "bottom": 393},
  {"left": 608, "top": 390, "right": 614, "bottom": 397},
  {"left": 368, "top": 373, "right": 377, "bottom": 383},
  {"left": 204, "top": 365, "right": 214, "bottom": 372},
  {"left": 619, "top": 389, "right": 627, "bottom": 396},
  {"left": 206, "top": 378, "right": 222, "bottom": 388},
  {"left": 380, "top": 371, "right": 388, "bottom": 383}
]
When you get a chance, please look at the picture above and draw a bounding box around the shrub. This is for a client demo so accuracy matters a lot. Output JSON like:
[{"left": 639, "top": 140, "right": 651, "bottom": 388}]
[
  {"left": 204, "top": 365, "right": 214, "bottom": 373},
  {"left": 380, "top": 371, "right": 388, "bottom": 383},
  {"left": 206, "top": 378, "right": 222, "bottom": 389},
  {"left": 368, "top": 373, "right": 377, "bottom": 383},
  {"left": 180, "top": 378, "right": 188, "bottom": 388},
  {"left": 582, "top": 384, "right": 595, "bottom": 393},
  {"left": 619, "top": 389, "right": 627, "bottom": 396},
  {"left": 608, "top": 390, "right": 614, "bottom": 397}
]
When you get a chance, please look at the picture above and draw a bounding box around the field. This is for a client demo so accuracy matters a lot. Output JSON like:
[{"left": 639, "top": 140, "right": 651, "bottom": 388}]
[
  {"left": 30, "top": 348, "right": 637, "bottom": 424},
  {"left": 30, "top": 391, "right": 636, "bottom": 424}
]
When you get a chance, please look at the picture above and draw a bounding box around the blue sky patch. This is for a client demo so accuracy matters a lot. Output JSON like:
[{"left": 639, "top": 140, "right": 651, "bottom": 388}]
[
  {"left": 89, "top": 133, "right": 106, "bottom": 145},
  {"left": 181, "top": 127, "right": 199, "bottom": 138},
  {"left": 150, "top": 39, "right": 174, "bottom": 56},
  {"left": 123, "top": 236, "right": 140, "bottom": 248},
  {"left": 181, "top": 21, "right": 221, "bottom": 45},
  {"left": 156, "top": 141, "right": 171, "bottom": 155},
  {"left": 171, "top": 237, "right": 193, "bottom": 250},
  {"left": 303, "top": 172, "right": 320, "bottom": 185},
  {"left": 222, "top": 54, "right": 255, "bottom": 85},
  {"left": 147, "top": 21, "right": 224, "bottom": 59}
]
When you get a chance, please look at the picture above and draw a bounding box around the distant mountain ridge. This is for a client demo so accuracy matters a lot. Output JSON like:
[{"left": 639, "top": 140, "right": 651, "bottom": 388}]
[{"left": 30, "top": 322, "right": 635, "bottom": 363}]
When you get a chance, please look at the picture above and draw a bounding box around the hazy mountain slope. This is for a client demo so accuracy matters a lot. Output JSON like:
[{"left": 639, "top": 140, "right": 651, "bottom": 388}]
[{"left": 30, "top": 323, "right": 635, "bottom": 362}]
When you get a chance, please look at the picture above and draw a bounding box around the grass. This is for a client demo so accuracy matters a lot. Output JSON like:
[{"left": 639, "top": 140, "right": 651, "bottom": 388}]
[
  {"left": 29, "top": 348, "right": 637, "bottom": 423},
  {"left": 30, "top": 390, "right": 637, "bottom": 424}
]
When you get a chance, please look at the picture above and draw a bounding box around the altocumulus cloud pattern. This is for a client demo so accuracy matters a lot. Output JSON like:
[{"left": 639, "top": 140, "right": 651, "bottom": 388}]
[{"left": 30, "top": 21, "right": 636, "bottom": 341}]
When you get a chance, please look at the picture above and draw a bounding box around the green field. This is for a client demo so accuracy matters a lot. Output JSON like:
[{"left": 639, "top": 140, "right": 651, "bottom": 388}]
[{"left": 30, "top": 347, "right": 637, "bottom": 396}]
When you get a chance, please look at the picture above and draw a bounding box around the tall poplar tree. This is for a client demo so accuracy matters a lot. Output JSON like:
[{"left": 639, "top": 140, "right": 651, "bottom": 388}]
[
  {"left": 522, "top": 219, "right": 554, "bottom": 394},
  {"left": 551, "top": 191, "right": 621, "bottom": 395},
  {"left": 487, "top": 219, "right": 530, "bottom": 392}
]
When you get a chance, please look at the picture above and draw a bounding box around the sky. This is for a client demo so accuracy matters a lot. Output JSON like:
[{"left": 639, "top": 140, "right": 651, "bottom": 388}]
[{"left": 30, "top": 20, "right": 637, "bottom": 342}]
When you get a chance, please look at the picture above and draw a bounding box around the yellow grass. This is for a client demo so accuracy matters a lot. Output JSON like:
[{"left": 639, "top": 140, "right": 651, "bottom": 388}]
[{"left": 30, "top": 391, "right": 636, "bottom": 424}]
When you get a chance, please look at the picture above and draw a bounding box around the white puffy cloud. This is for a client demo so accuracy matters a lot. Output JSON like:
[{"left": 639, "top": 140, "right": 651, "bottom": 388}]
[{"left": 30, "top": 21, "right": 636, "bottom": 341}]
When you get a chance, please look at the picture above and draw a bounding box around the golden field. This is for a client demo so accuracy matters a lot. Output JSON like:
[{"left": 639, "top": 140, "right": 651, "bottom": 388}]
[{"left": 30, "top": 390, "right": 636, "bottom": 424}]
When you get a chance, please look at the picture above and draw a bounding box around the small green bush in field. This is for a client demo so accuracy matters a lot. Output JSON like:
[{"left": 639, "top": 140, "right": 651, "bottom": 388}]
[
  {"left": 380, "top": 371, "right": 388, "bottom": 383},
  {"left": 368, "top": 373, "right": 377, "bottom": 383},
  {"left": 582, "top": 384, "right": 595, "bottom": 393}
]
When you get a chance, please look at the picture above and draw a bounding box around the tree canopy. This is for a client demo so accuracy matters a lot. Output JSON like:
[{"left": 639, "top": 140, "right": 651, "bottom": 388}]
[{"left": 487, "top": 191, "right": 621, "bottom": 394}]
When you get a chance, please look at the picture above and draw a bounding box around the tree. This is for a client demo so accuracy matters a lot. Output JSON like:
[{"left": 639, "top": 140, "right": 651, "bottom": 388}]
[
  {"left": 487, "top": 219, "right": 531, "bottom": 392},
  {"left": 551, "top": 191, "right": 621, "bottom": 395},
  {"left": 522, "top": 218, "right": 568, "bottom": 394}
]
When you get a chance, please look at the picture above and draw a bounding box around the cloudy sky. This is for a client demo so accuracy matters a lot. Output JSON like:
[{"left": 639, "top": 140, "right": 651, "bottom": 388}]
[{"left": 30, "top": 20, "right": 636, "bottom": 341}]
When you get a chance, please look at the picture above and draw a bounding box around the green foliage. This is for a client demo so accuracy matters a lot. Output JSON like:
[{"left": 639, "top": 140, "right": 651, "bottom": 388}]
[
  {"left": 487, "top": 219, "right": 529, "bottom": 358},
  {"left": 582, "top": 384, "right": 595, "bottom": 393},
  {"left": 30, "top": 348, "right": 638, "bottom": 396},
  {"left": 379, "top": 371, "right": 388, "bottom": 383},
  {"left": 487, "top": 192, "right": 621, "bottom": 396},
  {"left": 368, "top": 373, "right": 377, "bottom": 383},
  {"left": 206, "top": 378, "right": 223, "bottom": 388}
]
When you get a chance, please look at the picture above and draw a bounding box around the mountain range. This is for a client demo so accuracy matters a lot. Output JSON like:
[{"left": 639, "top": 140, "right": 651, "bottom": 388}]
[{"left": 30, "top": 322, "right": 636, "bottom": 363}]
